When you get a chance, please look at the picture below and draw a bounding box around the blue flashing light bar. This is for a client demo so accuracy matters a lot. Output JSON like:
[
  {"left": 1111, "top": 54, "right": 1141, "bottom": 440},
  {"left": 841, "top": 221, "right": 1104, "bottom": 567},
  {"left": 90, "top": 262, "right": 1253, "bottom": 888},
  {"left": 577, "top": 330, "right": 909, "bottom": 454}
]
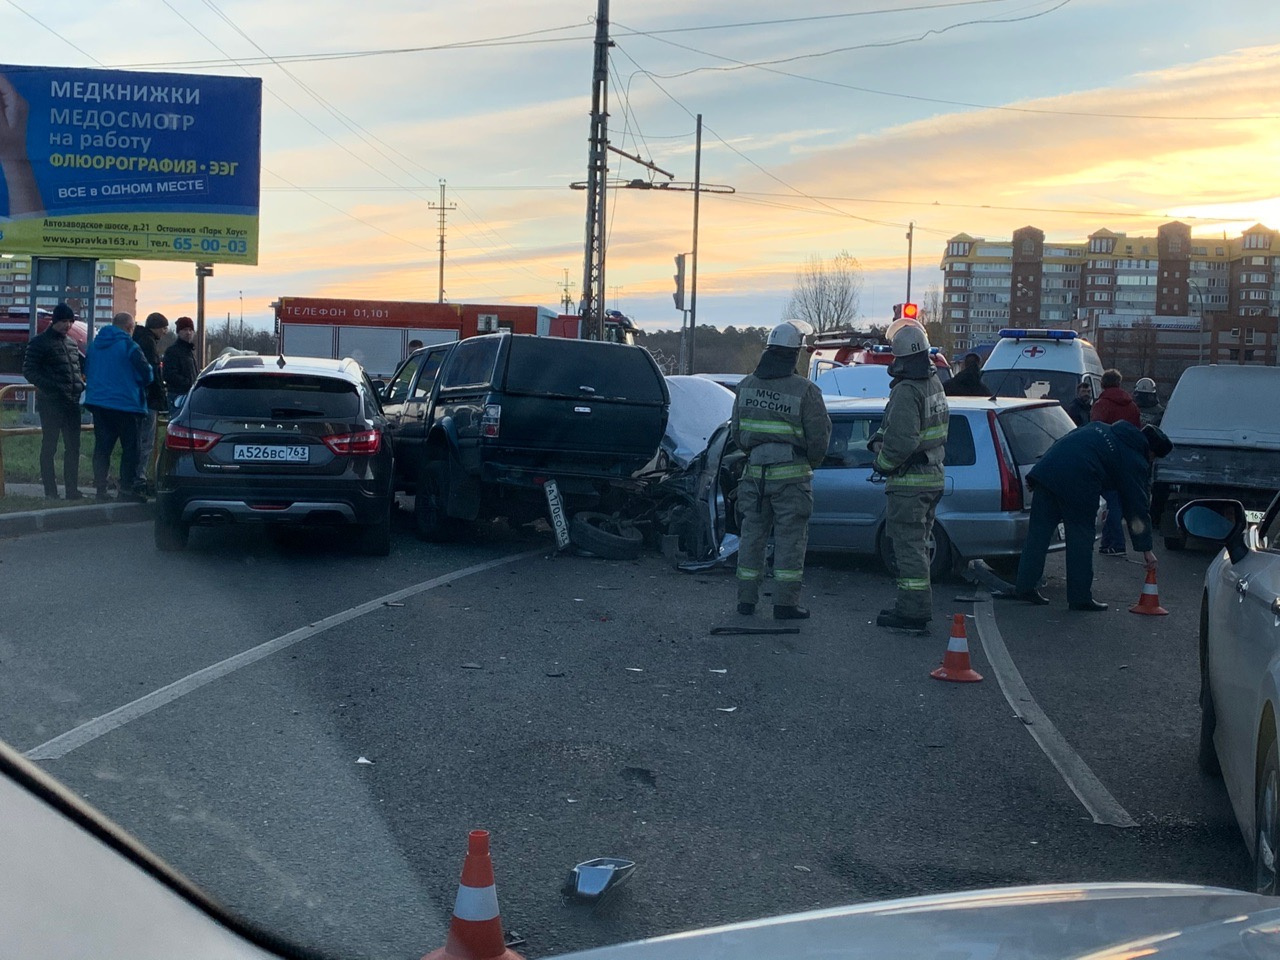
[{"left": 998, "top": 328, "right": 1078, "bottom": 341}]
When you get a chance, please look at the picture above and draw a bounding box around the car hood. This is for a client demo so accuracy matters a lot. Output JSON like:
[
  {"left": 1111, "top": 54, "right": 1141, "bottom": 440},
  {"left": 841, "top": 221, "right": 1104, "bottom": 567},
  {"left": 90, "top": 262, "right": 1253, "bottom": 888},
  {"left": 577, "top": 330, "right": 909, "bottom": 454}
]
[{"left": 551, "top": 883, "right": 1280, "bottom": 960}]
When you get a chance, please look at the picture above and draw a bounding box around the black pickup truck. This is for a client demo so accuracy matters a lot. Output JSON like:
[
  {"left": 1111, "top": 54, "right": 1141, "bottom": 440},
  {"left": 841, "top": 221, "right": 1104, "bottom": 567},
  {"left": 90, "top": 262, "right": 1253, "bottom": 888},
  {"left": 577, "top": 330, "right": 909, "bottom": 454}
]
[{"left": 379, "top": 333, "right": 670, "bottom": 540}]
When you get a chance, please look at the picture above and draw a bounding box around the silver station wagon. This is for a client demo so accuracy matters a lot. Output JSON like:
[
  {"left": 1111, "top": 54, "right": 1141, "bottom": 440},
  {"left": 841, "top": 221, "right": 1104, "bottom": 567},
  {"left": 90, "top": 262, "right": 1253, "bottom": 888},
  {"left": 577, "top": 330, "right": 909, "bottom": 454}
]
[{"left": 810, "top": 395, "right": 1077, "bottom": 578}]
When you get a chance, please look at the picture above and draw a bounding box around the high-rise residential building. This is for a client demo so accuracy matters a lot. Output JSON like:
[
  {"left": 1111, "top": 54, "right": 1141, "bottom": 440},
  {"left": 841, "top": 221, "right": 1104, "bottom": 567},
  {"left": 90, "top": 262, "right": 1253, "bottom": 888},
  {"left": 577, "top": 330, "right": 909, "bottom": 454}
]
[
  {"left": 939, "top": 221, "right": 1279, "bottom": 354},
  {"left": 0, "top": 256, "right": 139, "bottom": 321}
]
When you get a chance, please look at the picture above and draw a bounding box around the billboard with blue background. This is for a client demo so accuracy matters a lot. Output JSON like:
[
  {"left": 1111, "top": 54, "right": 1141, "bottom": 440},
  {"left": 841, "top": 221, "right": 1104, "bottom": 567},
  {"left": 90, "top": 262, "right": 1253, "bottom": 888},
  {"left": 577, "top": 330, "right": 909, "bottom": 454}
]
[{"left": 0, "top": 64, "right": 260, "bottom": 264}]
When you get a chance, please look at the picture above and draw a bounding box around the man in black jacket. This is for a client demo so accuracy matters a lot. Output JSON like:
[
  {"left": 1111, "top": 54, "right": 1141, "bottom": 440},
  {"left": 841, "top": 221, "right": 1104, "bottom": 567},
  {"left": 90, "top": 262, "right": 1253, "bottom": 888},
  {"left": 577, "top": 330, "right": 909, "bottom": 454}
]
[
  {"left": 132, "top": 311, "right": 169, "bottom": 492},
  {"left": 21, "top": 303, "right": 85, "bottom": 499},
  {"left": 162, "top": 316, "right": 199, "bottom": 408},
  {"left": 942, "top": 353, "right": 990, "bottom": 397}
]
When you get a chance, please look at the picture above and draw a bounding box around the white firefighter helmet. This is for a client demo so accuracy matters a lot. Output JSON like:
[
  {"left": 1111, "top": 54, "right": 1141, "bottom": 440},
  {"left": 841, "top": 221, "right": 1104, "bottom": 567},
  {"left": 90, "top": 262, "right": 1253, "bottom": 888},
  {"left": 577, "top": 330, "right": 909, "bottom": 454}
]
[
  {"left": 1135, "top": 377, "right": 1156, "bottom": 394},
  {"left": 767, "top": 319, "right": 814, "bottom": 349},
  {"left": 890, "top": 321, "right": 931, "bottom": 357}
]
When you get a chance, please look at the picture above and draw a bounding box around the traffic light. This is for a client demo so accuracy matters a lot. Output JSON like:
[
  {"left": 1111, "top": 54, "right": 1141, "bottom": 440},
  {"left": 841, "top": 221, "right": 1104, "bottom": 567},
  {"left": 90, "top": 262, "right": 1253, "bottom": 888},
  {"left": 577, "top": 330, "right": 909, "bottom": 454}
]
[
  {"left": 673, "top": 253, "right": 686, "bottom": 311},
  {"left": 893, "top": 302, "right": 919, "bottom": 322}
]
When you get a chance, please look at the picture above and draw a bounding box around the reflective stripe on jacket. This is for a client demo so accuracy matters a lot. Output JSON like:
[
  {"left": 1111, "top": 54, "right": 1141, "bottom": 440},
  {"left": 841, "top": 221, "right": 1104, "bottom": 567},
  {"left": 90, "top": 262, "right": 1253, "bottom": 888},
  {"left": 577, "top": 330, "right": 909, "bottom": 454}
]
[
  {"left": 732, "top": 372, "right": 831, "bottom": 485},
  {"left": 872, "top": 374, "right": 949, "bottom": 492}
]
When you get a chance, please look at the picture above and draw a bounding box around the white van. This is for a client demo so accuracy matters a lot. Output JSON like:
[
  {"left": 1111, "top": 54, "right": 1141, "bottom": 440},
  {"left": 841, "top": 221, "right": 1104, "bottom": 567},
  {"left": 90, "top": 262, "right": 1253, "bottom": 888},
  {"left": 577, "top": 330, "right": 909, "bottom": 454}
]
[{"left": 981, "top": 328, "right": 1104, "bottom": 406}]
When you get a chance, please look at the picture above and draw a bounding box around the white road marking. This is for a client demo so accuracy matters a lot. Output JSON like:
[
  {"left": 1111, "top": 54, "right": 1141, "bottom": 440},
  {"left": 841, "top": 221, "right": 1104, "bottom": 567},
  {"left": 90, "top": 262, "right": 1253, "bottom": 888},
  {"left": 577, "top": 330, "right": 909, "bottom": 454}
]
[
  {"left": 971, "top": 602, "right": 1138, "bottom": 828},
  {"left": 24, "top": 549, "right": 544, "bottom": 762}
]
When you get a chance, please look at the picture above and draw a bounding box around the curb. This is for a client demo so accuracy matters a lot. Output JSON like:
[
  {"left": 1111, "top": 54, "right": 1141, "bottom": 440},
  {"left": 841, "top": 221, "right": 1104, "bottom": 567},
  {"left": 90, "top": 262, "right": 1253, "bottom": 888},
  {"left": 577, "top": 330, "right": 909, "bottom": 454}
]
[{"left": 0, "top": 501, "right": 153, "bottom": 539}]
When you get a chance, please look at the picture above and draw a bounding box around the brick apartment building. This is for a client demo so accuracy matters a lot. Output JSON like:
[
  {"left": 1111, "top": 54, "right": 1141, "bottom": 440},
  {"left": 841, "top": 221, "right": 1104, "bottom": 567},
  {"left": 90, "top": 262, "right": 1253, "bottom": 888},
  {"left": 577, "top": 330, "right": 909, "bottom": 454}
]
[{"left": 940, "top": 221, "right": 1279, "bottom": 386}]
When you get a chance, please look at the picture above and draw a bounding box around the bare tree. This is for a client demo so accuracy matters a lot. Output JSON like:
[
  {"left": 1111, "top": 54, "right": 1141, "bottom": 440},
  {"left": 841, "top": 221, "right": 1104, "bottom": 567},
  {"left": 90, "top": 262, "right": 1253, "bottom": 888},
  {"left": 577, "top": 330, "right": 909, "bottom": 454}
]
[{"left": 784, "top": 251, "right": 863, "bottom": 333}]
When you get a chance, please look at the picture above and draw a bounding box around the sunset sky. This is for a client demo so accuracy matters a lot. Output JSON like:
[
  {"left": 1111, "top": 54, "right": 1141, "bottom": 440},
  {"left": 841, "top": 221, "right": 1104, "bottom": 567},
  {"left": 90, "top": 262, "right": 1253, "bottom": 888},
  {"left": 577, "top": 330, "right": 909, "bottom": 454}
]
[{"left": 4, "top": 0, "right": 1278, "bottom": 331}]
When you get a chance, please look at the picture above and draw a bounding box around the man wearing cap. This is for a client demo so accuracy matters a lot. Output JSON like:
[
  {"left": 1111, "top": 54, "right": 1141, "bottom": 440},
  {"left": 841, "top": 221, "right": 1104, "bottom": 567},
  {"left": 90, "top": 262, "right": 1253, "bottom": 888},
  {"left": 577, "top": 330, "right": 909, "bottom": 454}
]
[
  {"left": 22, "top": 302, "right": 85, "bottom": 499},
  {"left": 732, "top": 320, "right": 831, "bottom": 620},
  {"left": 1002, "top": 421, "right": 1173, "bottom": 612},
  {"left": 870, "top": 321, "right": 950, "bottom": 632},
  {"left": 163, "top": 316, "right": 199, "bottom": 409},
  {"left": 84, "top": 312, "right": 152, "bottom": 502},
  {"left": 132, "top": 311, "right": 169, "bottom": 493}
]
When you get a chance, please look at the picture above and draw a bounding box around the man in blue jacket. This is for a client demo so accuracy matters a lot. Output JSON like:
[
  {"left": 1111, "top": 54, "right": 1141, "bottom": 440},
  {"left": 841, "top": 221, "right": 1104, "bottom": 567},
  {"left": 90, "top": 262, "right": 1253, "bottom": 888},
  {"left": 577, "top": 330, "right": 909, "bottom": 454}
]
[
  {"left": 1002, "top": 421, "right": 1173, "bottom": 611},
  {"left": 84, "top": 312, "right": 152, "bottom": 502}
]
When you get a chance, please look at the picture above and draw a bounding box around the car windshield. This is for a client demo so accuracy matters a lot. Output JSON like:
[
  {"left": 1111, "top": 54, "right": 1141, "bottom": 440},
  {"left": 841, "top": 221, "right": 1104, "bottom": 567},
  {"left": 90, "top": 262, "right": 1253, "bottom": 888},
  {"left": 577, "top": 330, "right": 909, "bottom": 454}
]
[
  {"left": 985, "top": 369, "right": 1083, "bottom": 407},
  {"left": 189, "top": 374, "right": 360, "bottom": 419},
  {"left": 2, "top": 4, "right": 1273, "bottom": 960}
]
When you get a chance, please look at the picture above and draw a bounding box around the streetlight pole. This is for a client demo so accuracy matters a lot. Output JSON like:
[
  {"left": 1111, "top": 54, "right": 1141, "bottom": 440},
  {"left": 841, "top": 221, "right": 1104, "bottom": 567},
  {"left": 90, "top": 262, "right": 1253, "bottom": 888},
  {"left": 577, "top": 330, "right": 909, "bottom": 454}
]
[{"left": 1187, "top": 278, "right": 1206, "bottom": 365}]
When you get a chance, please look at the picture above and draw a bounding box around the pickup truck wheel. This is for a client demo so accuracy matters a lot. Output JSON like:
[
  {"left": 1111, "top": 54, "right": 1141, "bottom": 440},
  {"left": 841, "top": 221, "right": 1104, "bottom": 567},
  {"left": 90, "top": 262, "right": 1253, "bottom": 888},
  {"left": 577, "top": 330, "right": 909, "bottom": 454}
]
[
  {"left": 570, "top": 512, "right": 643, "bottom": 560},
  {"left": 414, "top": 461, "right": 455, "bottom": 542}
]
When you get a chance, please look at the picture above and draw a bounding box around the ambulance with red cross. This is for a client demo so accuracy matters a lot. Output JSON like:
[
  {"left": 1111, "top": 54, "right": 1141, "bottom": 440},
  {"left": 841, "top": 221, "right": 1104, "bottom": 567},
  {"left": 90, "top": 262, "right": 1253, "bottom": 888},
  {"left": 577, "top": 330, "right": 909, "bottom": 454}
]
[{"left": 980, "top": 328, "right": 1104, "bottom": 408}]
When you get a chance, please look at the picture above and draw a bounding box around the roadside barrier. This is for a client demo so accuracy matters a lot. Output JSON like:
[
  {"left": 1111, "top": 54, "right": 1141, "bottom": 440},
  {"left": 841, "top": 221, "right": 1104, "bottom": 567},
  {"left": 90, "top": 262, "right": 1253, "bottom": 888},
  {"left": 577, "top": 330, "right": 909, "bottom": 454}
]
[
  {"left": 931, "top": 613, "right": 984, "bottom": 683},
  {"left": 422, "top": 830, "right": 524, "bottom": 960},
  {"left": 1129, "top": 568, "right": 1169, "bottom": 616},
  {"left": 0, "top": 382, "right": 165, "bottom": 498}
]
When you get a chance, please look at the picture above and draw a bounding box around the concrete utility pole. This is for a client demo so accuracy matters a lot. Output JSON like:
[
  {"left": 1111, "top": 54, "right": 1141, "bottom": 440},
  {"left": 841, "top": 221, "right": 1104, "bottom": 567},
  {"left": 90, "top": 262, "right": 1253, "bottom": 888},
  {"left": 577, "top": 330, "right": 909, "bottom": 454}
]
[
  {"left": 195, "top": 262, "right": 213, "bottom": 367},
  {"left": 580, "top": 0, "right": 611, "bottom": 339},
  {"left": 688, "top": 114, "right": 702, "bottom": 375},
  {"left": 428, "top": 179, "right": 455, "bottom": 304},
  {"left": 905, "top": 221, "right": 915, "bottom": 305}
]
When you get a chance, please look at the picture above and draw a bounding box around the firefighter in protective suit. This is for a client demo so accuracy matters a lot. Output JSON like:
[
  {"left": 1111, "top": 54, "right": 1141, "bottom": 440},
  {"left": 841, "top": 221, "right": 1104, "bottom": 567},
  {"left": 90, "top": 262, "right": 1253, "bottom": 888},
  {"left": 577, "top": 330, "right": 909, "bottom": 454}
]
[
  {"left": 870, "top": 321, "right": 949, "bottom": 631},
  {"left": 732, "top": 320, "right": 832, "bottom": 620}
]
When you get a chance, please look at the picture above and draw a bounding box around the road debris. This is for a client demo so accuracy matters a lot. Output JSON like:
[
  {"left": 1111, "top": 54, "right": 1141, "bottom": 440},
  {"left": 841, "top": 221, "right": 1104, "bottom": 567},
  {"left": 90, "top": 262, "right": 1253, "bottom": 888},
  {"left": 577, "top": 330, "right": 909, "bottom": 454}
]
[
  {"left": 716, "top": 706, "right": 738, "bottom": 713},
  {"left": 564, "top": 857, "right": 637, "bottom": 901},
  {"left": 461, "top": 662, "right": 483, "bottom": 670},
  {"left": 356, "top": 756, "right": 374, "bottom": 765},
  {"left": 709, "top": 625, "right": 801, "bottom": 636}
]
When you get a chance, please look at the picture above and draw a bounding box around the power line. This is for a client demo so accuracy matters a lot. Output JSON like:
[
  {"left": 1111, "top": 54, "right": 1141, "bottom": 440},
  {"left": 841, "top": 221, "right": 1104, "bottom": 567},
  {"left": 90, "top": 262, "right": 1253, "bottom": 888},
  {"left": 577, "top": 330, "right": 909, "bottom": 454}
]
[
  {"left": 4, "top": 0, "right": 103, "bottom": 64},
  {"left": 619, "top": 21, "right": 1280, "bottom": 122},
  {"left": 616, "top": 0, "right": 1075, "bottom": 79},
  {"left": 105, "top": 23, "right": 596, "bottom": 69},
  {"left": 612, "top": 43, "right": 913, "bottom": 232},
  {"left": 97, "top": 1, "right": 1019, "bottom": 69},
  {"left": 189, "top": 0, "right": 550, "bottom": 294}
]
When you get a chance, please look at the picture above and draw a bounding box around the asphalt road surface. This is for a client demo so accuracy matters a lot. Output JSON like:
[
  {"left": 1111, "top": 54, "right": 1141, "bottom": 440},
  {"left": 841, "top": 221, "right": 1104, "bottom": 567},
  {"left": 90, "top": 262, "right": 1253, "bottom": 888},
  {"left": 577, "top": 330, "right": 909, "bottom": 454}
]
[{"left": 0, "top": 511, "right": 1247, "bottom": 959}]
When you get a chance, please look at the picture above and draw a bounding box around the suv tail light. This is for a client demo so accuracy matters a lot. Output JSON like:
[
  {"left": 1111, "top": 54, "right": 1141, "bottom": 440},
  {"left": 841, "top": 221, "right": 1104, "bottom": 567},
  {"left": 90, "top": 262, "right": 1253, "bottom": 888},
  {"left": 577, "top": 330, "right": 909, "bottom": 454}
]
[
  {"left": 481, "top": 404, "right": 501, "bottom": 439},
  {"left": 987, "top": 410, "right": 1024, "bottom": 512},
  {"left": 323, "top": 430, "right": 381, "bottom": 456},
  {"left": 165, "top": 424, "right": 221, "bottom": 452}
]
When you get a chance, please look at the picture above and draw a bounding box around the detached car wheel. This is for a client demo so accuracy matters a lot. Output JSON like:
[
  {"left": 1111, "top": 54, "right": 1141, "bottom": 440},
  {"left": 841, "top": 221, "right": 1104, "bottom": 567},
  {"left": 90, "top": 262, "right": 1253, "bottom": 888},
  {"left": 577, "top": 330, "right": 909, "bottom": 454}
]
[
  {"left": 1256, "top": 733, "right": 1280, "bottom": 895},
  {"left": 570, "top": 512, "right": 643, "bottom": 561},
  {"left": 153, "top": 515, "right": 189, "bottom": 552}
]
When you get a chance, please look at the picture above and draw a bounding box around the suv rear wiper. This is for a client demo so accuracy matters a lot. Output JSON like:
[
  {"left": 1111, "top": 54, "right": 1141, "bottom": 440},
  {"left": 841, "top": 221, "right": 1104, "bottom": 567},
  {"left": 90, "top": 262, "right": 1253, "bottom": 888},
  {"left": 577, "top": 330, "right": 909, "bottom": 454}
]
[{"left": 269, "top": 407, "right": 327, "bottom": 418}]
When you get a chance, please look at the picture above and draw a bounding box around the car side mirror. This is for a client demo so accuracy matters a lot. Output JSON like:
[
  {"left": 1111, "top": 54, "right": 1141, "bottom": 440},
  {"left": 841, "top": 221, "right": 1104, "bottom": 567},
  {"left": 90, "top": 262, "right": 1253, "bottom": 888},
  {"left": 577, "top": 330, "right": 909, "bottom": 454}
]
[{"left": 1177, "top": 499, "right": 1248, "bottom": 563}]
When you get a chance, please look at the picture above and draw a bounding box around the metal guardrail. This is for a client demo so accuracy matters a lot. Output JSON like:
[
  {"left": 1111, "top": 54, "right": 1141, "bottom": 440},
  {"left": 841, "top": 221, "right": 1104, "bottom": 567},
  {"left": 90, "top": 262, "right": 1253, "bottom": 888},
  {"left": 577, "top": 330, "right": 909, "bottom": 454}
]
[{"left": 0, "top": 382, "right": 166, "bottom": 498}]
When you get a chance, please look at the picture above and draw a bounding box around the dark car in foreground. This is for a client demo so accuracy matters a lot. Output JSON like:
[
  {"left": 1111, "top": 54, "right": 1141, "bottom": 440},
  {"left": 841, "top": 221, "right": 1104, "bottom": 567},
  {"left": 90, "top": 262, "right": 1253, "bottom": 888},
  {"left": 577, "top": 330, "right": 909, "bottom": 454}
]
[{"left": 154, "top": 355, "right": 394, "bottom": 555}]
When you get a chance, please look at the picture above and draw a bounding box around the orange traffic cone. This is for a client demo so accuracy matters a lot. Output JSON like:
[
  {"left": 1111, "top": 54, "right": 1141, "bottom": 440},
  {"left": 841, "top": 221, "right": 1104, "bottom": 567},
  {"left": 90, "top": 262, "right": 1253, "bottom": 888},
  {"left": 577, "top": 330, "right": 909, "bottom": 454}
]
[
  {"left": 1129, "top": 568, "right": 1169, "bottom": 616},
  {"left": 931, "top": 614, "right": 983, "bottom": 683},
  {"left": 422, "top": 830, "right": 524, "bottom": 960}
]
